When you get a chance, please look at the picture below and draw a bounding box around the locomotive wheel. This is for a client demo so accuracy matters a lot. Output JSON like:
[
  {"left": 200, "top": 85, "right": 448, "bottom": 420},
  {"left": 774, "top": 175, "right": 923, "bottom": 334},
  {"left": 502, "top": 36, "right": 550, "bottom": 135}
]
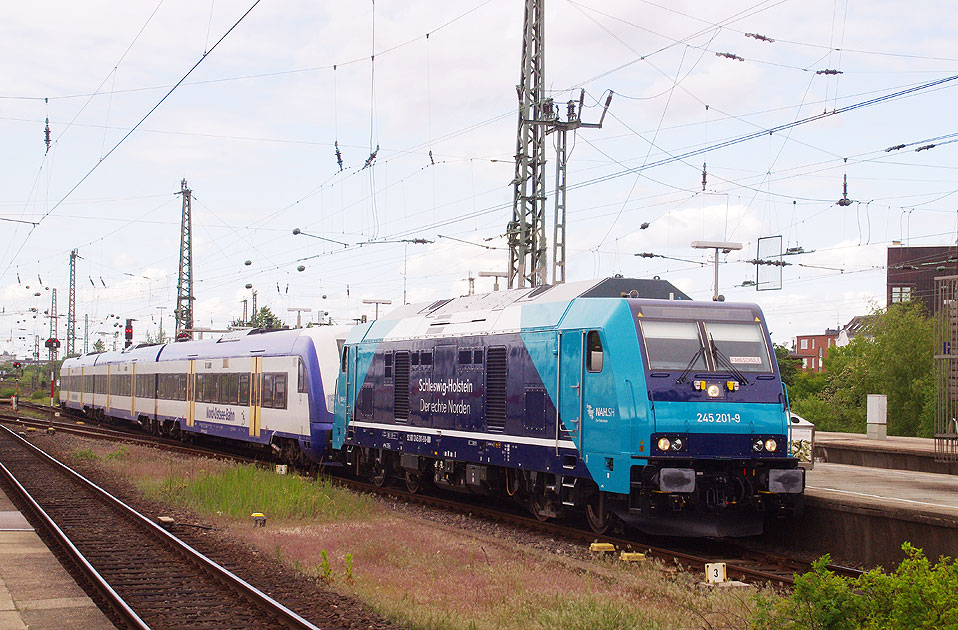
[
  {"left": 529, "top": 490, "right": 551, "bottom": 522},
  {"left": 404, "top": 471, "right": 422, "bottom": 494},
  {"left": 370, "top": 461, "right": 390, "bottom": 487},
  {"left": 586, "top": 492, "right": 611, "bottom": 535}
]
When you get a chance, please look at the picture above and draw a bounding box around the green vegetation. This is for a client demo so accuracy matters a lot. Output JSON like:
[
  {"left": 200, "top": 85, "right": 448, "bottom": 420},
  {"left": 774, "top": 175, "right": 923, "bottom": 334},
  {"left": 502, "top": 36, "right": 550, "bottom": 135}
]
[
  {"left": 786, "top": 301, "right": 934, "bottom": 437},
  {"left": 229, "top": 305, "right": 287, "bottom": 330},
  {"left": 71, "top": 448, "right": 100, "bottom": 461},
  {"left": 533, "top": 596, "right": 661, "bottom": 630},
  {"left": 138, "top": 464, "right": 373, "bottom": 523},
  {"left": 750, "top": 544, "right": 958, "bottom": 629}
]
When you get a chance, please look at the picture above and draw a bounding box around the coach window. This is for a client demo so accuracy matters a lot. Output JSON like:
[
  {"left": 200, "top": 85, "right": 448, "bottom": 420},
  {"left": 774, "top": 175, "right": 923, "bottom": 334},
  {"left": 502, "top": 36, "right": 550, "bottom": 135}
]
[
  {"left": 586, "top": 330, "right": 604, "bottom": 373},
  {"left": 274, "top": 374, "right": 287, "bottom": 410},
  {"left": 239, "top": 374, "right": 250, "bottom": 406},
  {"left": 262, "top": 373, "right": 275, "bottom": 408},
  {"left": 298, "top": 359, "right": 308, "bottom": 393}
]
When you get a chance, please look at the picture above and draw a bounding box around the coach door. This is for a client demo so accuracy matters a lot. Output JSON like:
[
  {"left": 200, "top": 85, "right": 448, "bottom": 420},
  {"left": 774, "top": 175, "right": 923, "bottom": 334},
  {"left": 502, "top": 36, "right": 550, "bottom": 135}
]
[
  {"left": 105, "top": 364, "right": 112, "bottom": 413},
  {"left": 131, "top": 363, "right": 137, "bottom": 419},
  {"left": 557, "top": 330, "right": 584, "bottom": 451},
  {"left": 250, "top": 357, "right": 263, "bottom": 438},
  {"left": 187, "top": 360, "right": 196, "bottom": 427}
]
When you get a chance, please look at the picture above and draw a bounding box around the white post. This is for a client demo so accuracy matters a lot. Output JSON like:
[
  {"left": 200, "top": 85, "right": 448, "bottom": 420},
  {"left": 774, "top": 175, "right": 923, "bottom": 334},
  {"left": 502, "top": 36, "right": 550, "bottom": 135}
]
[{"left": 867, "top": 394, "right": 887, "bottom": 440}]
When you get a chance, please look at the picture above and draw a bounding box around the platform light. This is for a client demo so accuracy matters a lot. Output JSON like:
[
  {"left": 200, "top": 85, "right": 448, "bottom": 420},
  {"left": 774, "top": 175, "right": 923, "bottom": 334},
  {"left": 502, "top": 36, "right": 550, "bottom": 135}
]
[
  {"left": 657, "top": 437, "right": 671, "bottom": 452},
  {"left": 764, "top": 438, "right": 778, "bottom": 452}
]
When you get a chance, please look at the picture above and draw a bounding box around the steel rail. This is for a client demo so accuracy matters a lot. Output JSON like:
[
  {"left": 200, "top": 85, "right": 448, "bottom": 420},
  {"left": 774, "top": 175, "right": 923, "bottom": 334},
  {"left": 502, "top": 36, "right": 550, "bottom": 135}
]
[
  {"left": 5, "top": 403, "right": 863, "bottom": 587},
  {"left": 0, "top": 424, "right": 322, "bottom": 630},
  {"left": 0, "top": 457, "right": 151, "bottom": 630}
]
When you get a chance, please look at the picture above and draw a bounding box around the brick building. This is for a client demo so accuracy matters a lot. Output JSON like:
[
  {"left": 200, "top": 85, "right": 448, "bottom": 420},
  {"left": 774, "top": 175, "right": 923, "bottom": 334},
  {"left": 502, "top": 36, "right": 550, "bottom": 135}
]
[
  {"left": 887, "top": 245, "right": 958, "bottom": 314},
  {"left": 792, "top": 329, "right": 839, "bottom": 373}
]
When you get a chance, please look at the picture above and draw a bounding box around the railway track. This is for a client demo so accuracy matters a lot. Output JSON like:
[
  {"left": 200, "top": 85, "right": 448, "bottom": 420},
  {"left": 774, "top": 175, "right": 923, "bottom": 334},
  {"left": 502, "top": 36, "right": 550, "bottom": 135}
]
[
  {"left": 2, "top": 404, "right": 862, "bottom": 589},
  {"left": 0, "top": 423, "right": 322, "bottom": 630}
]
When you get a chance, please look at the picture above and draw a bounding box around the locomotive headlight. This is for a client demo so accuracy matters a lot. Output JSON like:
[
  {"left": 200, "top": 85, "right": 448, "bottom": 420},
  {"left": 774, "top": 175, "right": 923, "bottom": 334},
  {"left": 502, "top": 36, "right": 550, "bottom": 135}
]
[
  {"left": 657, "top": 437, "right": 671, "bottom": 452},
  {"left": 670, "top": 437, "right": 685, "bottom": 452},
  {"left": 752, "top": 438, "right": 765, "bottom": 452},
  {"left": 706, "top": 384, "right": 721, "bottom": 398},
  {"left": 764, "top": 438, "right": 778, "bottom": 452},
  {"left": 693, "top": 380, "right": 705, "bottom": 390}
]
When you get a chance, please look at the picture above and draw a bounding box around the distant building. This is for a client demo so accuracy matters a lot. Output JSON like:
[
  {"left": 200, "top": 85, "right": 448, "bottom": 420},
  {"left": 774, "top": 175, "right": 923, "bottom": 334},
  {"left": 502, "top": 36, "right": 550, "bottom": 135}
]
[
  {"left": 835, "top": 315, "right": 874, "bottom": 347},
  {"left": 792, "top": 329, "right": 839, "bottom": 373},
  {"left": 887, "top": 245, "right": 958, "bottom": 315}
]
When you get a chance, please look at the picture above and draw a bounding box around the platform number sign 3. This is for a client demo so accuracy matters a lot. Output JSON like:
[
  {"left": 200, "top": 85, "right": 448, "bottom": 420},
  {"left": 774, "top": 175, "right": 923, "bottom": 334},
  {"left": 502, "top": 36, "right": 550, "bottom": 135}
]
[{"left": 705, "top": 562, "right": 727, "bottom": 584}]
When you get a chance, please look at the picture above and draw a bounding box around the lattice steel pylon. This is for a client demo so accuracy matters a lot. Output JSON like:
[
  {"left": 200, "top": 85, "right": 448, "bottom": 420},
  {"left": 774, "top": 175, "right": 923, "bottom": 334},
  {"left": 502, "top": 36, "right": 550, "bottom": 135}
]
[
  {"left": 174, "top": 179, "right": 195, "bottom": 340},
  {"left": 507, "top": 0, "right": 548, "bottom": 289},
  {"left": 935, "top": 274, "right": 958, "bottom": 462},
  {"left": 67, "top": 249, "right": 77, "bottom": 356},
  {"left": 48, "top": 288, "right": 57, "bottom": 363}
]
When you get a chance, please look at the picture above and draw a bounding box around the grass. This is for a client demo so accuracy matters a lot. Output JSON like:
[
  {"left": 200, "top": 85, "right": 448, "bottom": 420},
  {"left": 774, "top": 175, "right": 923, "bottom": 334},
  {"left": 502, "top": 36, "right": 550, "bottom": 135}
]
[{"left": 138, "top": 463, "right": 375, "bottom": 523}]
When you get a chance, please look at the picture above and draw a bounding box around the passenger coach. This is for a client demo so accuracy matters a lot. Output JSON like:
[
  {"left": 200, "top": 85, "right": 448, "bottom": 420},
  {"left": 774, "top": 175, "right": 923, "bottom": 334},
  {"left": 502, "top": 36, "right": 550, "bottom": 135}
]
[{"left": 60, "top": 326, "right": 347, "bottom": 464}]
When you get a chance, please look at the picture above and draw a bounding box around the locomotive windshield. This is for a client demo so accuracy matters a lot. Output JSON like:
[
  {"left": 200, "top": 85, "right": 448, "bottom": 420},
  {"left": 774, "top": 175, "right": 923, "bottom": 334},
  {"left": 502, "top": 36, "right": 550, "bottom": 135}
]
[
  {"left": 640, "top": 320, "right": 707, "bottom": 371},
  {"left": 704, "top": 322, "right": 772, "bottom": 373},
  {"left": 639, "top": 318, "right": 772, "bottom": 373}
]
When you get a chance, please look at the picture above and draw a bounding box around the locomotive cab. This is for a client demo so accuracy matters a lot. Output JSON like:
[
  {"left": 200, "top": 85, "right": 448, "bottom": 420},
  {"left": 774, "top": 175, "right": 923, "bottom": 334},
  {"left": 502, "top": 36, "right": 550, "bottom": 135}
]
[{"left": 623, "top": 300, "right": 803, "bottom": 536}]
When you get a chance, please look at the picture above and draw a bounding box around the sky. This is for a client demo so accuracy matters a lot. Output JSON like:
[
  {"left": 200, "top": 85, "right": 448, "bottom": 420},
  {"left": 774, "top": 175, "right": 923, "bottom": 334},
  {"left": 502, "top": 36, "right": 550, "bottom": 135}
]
[{"left": 2, "top": 0, "right": 957, "bottom": 357}]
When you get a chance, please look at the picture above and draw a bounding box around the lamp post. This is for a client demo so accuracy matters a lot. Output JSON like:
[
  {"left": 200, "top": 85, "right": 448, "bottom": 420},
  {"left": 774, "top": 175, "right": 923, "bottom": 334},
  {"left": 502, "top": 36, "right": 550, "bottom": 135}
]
[
  {"left": 478, "top": 270, "right": 509, "bottom": 292},
  {"left": 691, "top": 240, "right": 742, "bottom": 301},
  {"left": 362, "top": 299, "right": 392, "bottom": 320},
  {"left": 287, "top": 307, "right": 312, "bottom": 328}
]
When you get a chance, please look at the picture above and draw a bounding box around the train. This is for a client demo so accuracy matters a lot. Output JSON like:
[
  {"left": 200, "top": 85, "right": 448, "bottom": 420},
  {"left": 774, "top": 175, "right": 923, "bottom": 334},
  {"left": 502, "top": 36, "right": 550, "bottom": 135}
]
[{"left": 59, "top": 277, "right": 804, "bottom": 537}]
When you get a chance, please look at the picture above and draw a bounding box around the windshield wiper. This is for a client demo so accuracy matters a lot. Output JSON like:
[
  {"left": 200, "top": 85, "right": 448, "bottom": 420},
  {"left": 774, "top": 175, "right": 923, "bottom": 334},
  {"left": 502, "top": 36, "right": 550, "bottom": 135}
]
[
  {"left": 676, "top": 345, "right": 706, "bottom": 384},
  {"left": 709, "top": 334, "right": 749, "bottom": 385}
]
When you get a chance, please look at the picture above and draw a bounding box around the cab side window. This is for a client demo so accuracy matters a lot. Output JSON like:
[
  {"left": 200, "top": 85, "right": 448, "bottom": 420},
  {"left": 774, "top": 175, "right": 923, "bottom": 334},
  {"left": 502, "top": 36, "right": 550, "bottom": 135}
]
[{"left": 587, "top": 330, "right": 604, "bottom": 373}]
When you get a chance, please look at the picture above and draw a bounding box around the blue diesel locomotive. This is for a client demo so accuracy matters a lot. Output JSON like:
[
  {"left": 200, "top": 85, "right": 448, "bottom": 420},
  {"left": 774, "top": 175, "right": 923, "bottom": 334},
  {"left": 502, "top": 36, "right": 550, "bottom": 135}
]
[{"left": 333, "top": 277, "right": 804, "bottom": 536}]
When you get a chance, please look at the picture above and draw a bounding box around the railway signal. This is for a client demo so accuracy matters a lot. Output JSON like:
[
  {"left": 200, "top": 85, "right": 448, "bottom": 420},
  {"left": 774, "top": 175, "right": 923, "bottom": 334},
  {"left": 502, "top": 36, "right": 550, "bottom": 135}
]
[{"left": 125, "top": 319, "right": 134, "bottom": 349}]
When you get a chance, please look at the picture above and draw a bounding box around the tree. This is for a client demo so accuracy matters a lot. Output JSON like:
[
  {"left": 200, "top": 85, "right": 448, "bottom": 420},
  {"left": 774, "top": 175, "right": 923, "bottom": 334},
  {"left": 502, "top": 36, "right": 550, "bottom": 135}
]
[
  {"left": 787, "top": 301, "right": 934, "bottom": 437},
  {"left": 774, "top": 343, "right": 801, "bottom": 387},
  {"left": 229, "top": 306, "right": 287, "bottom": 330},
  {"left": 92, "top": 339, "right": 106, "bottom": 353}
]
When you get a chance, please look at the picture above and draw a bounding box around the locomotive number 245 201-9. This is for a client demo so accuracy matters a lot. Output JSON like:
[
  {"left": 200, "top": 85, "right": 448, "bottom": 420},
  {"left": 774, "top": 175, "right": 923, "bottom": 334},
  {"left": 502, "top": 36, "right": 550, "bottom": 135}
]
[{"left": 696, "top": 412, "right": 742, "bottom": 423}]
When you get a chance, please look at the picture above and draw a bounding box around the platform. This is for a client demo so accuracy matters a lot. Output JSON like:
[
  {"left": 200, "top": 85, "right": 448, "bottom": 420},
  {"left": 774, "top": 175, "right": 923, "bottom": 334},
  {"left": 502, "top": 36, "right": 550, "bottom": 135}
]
[
  {"left": 814, "top": 431, "right": 957, "bottom": 475},
  {"left": 0, "top": 486, "right": 114, "bottom": 630},
  {"left": 767, "top": 462, "right": 958, "bottom": 568}
]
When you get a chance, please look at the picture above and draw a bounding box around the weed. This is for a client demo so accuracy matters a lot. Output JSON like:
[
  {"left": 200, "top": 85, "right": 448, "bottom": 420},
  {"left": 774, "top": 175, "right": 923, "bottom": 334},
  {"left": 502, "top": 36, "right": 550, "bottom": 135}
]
[
  {"left": 71, "top": 448, "right": 99, "bottom": 461},
  {"left": 344, "top": 552, "right": 354, "bottom": 582},
  {"left": 104, "top": 446, "right": 129, "bottom": 460},
  {"left": 319, "top": 549, "right": 333, "bottom": 584}
]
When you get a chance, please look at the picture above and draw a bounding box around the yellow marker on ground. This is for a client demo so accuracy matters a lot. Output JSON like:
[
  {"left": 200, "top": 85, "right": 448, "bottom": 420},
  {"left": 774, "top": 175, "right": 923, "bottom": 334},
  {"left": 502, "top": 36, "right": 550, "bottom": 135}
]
[
  {"left": 619, "top": 552, "right": 646, "bottom": 562},
  {"left": 590, "top": 542, "right": 615, "bottom": 553}
]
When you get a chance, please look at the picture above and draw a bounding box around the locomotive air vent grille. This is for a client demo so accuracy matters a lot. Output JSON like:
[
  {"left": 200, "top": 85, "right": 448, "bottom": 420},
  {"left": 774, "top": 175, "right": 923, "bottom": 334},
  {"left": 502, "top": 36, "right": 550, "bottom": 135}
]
[
  {"left": 394, "top": 351, "right": 410, "bottom": 420},
  {"left": 485, "top": 346, "right": 507, "bottom": 432},
  {"left": 358, "top": 387, "right": 374, "bottom": 418}
]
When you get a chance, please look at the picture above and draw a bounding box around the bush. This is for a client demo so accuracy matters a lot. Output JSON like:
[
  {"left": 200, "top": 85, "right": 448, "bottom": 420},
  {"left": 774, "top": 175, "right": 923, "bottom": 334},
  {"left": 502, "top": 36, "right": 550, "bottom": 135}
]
[{"left": 750, "top": 544, "right": 958, "bottom": 629}]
